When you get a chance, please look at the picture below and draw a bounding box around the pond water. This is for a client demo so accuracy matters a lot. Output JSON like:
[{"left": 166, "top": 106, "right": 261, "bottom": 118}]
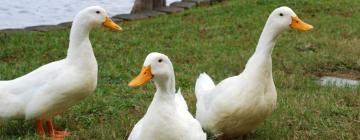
[{"left": 0, "top": 0, "right": 180, "bottom": 29}]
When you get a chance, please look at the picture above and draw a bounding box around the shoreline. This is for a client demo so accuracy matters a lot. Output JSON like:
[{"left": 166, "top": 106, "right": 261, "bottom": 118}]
[{"left": 0, "top": 0, "right": 219, "bottom": 32}]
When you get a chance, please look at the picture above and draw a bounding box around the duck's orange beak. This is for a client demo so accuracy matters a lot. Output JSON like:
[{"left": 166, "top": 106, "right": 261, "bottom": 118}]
[
  {"left": 103, "top": 16, "right": 122, "bottom": 31},
  {"left": 128, "top": 66, "right": 153, "bottom": 87},
  {"left": 290, "top": 16, "right": 313, "bottom": 31}
]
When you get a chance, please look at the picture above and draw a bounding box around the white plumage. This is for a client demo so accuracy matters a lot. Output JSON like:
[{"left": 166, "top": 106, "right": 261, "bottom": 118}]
[
  {"left": 128, "top": 52, "right": 206, "bottom": 140},
  {"left": 195, "top": 6, "right": 313, "bottom": 139},
  {"left": 0, "top": 6, "right": 122, "bottom": 136}
]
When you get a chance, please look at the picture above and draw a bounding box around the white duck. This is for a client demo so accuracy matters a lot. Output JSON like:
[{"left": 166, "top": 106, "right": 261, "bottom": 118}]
[
  {"left": 128, "top": 52, "right": 206, "bottom": 140},
  {"left": 195, "top": 6, "right": 313, "bottom": 139},
  {"left": 0, "top": 6, "right": 122, "bottom": 137}
]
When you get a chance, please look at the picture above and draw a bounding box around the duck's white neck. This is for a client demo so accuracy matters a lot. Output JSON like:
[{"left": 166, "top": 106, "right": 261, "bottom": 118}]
[
  {"left": 66, "top": 19, "right": 95, "bottom": 63},
  {"left": 243, "top": 20, "right": 283, "bottom": 77},
  {"left": 153, "top": 70, "right": 176, "bottom": 102},
  {"left": 255, "top": 22, "right": 281, "bottom": 55}
]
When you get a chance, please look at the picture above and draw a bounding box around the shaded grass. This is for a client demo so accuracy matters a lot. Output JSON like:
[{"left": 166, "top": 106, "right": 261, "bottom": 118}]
[{"left": 0, "top": 0, "right": 359, "bottom": 139}]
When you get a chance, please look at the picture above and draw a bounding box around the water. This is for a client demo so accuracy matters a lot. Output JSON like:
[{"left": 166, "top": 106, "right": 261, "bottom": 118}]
[
  {"left": 318, "top": 76, "right": 359, "bottom": 87},
  {"left": 0, "top": 0, "right": 180, "bottom": 29}
]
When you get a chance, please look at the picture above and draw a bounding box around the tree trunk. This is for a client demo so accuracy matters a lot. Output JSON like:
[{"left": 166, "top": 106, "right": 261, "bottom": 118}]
[
  {"left": 153, "top": 0, "right": 166, "bottom": 9},
  {"left": 131, "top": 0, "right": 166, "bottom": 13}
]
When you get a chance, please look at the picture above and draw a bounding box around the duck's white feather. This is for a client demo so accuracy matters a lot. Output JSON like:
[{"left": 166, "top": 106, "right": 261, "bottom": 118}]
[
  {"left": 174, "top": 88, "right": 188, "bottom": 111},
  {"left": 194, "top": 73, "right": 215, "bottom": 124},
  {"left": 196, "top": 72, "right": 276, "bottom": 137},
  {"left": 128, "top": 90, "right": 206, "bottom": 140},
  {"left": 128, "top": 89, "right": 202, "bottom": 140},
  {"left": 0, "top": 91, "right": 24, "bottom": 118},
  {"left": 0, "top": 46, "right": 97, "bottom": 120},
  {"left": 195, "top": 73, "right": 215, "bottom": 99},
  {"left": 128, "top": 118, "right": 144, "bottom": 140}
]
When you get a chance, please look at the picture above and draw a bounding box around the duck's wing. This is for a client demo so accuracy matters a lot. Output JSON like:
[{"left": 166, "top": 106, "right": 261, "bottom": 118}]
[
  {"left": 175, "top": 88, "right": 188, "bottom": 111},
  {"left": 0, "top": 60, "right": 65, "bottom": 95},
  {"left": 0, "top": 91, "right": 25, "bottom": 118},
  {"left": 0, "top": 60, "right": 70, "bottom": 119},
  {"left": 174, "top": 89, "right": 207, "bottom": 140}
]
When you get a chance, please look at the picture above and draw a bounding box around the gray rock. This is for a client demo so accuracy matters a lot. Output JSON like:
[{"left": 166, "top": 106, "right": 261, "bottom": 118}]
[
  {"left": 183, "top": 0, "right": 211, "bottom": 6},
  {"left": 210, "top": 0, "right": 224, "bottom": 3},
  {"left": 113, "top": 11, "right": 165, "bottom": 22},
  {"left": 113, "top": 13, "right": 148, "bottom": 21},
  {"left": 111, "top": 17, "right": 124, "bottom": 23},
  {"left": 318, "top": 76, "right": 359, "bottom": 87},
  {"left": 131, "top": 0, "right": 166, "bottom": 13},
  {"left": 0, "top": 28, "right": 25, "bottom": 32},
  {"left": 25, "top": 25, "right": 64, "bottom": 32},
  {"left": 57, "top": 21, "right": 72, "bottom": 27},
  {"left": 170, "top": 1, "right": 196, "bottom": 9},
  {"left": 141, "top": 10, "right": 167, "bottom": 17},
  {"left": 156, "top": 6, "right": 184, "bottom": 14}
]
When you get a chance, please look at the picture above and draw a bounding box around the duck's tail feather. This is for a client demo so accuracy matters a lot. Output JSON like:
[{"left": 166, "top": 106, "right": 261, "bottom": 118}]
[
  {"left": 195, "top": 72, "right": 215, "bottom": 124},
  {"left": 0, "top": 92, "right": 24, "bottom": 118},
  {"left": 175, "top": 88, "right": 188, "bottom": 111},
  {"left": 195, "top": 73, "right": 215, "bottom": 99}
]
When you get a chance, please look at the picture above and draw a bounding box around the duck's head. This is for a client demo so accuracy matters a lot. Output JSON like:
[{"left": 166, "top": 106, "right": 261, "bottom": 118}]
[
  {"left": 74, "top": 6, "right": 122, "bottom": 31},
  {"left": 129, "top": 52, "right": 174, "bottom": 87},
  {"left": 267, "top": 6, "right": 313, "bottom": 32}
]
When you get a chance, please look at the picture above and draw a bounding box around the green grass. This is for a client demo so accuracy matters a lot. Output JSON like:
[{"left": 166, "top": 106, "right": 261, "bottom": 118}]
[{"left": 1, "top": 0, "right": 360, "bottom": 139}]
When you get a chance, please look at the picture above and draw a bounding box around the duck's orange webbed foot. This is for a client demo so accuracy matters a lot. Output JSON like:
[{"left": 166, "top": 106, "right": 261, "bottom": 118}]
[
  {"left": 49, "top": 132, "right": 69, "bottom": 140},
  {"left": 46, "top": 119, "right": 70, "bottom": 138},
  {"left": 53, "top": 130, "right": 71, "bottom": 136},
  {"left": 49, "top": 136, "right": 65, "bottom": 140},
  {"left": 36, "top": 119, "right": 46, "bottom": 137}
]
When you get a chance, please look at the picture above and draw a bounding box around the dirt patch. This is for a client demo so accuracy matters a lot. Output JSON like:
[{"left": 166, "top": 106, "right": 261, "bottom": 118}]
[
  {"left": 314, "top": 70, "right": 360, "bottom": 80},
  {"left": 0, "top": 55, "right": 17, "bottom": 62}
]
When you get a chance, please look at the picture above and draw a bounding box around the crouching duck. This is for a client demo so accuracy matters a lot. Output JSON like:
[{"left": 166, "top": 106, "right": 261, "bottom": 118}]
[{"left": 128, "top": 52, "right": 206, "bottom": 140}]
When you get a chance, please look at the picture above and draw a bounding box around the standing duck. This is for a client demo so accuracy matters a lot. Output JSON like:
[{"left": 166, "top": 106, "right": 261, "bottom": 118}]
[
  {"left": 128, "top": 52, "right": 206, "bottom": 140},
  {"left": 0, "top": 6, "right": 122, "bottom": 138},
  {"left": 195, "top": 6, "right": 313, "bottom": 139}
]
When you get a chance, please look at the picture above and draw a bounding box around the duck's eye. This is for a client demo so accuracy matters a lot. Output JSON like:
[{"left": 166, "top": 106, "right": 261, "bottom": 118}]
[
  {"left": 96, "top": 11, "right": 100, "bottom": 14},
  {"left": 158, "top": 59, "right": 163, "bottom": 63},
  {"left": 279, "top": 13, "right": 283, "bottom": 16}
]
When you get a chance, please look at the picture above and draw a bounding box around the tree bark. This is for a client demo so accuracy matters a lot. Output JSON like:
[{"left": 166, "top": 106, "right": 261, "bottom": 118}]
[
  {"left": 153, "top": 0, "right": 166, "bottom": 9},
  {"left": 131, "top": 0, "right": 166, "bottom": 13}
]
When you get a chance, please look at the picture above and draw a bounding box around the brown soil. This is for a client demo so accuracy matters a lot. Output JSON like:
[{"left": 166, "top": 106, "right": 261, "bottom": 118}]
[{"left": 314, "top": 71, "right": 360, "bottom": 80}]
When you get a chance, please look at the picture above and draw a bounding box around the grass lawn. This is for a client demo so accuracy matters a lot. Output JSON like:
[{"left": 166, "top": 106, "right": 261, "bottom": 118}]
[{"left": 0, "top": 0, "right": 359, "bottom": 139}]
